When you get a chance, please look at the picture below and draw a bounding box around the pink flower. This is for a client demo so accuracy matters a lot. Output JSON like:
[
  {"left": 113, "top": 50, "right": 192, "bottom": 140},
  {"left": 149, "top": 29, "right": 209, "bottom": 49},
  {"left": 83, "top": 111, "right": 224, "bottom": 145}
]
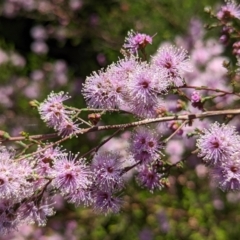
[
  {"left": 211, "top": 152, "right": 240, "bottom": 191},
  {"left": 217, "top": 0, "right": 240, "bottom": 20},
  {"left": 127, "top": 63, "right": 169, "bottom": 104},
  {"left": 197, "top": 122, "right": 240, "bottom": 165},
  {"left": 51, "top": 153, "right": 92, "bottom": 195},
  {"left": 91, "top": 151, "right": 124, "bottom": 191},
  {"left": 38, "top": 92, "right": 71, "bottom": 127},
  {"left": 123, "top": 30, "right": 153, "bottom": 54},
  {"left": 130, "top": 127, "right": 162, "bottom": 164},
  {"left": 38, "top": 92, "right": 80, "bottom": 136},
  {"left": 191, "top": 91, "right": 201, "bottom": 103},
  {"left": 136, "top": 165, "right": 164, "bottom": 192},
  {"left": 18, "top": 197, "right": 55, "bottom": 226},
  {"left": 82, "top": 70, "right": 119, "bottom": 109},
  {"left": 151, "top": 45, "right": 192, "bottom": 86},
  {"left": 93, "top": 190, "right": 122, "bottom": 214}
]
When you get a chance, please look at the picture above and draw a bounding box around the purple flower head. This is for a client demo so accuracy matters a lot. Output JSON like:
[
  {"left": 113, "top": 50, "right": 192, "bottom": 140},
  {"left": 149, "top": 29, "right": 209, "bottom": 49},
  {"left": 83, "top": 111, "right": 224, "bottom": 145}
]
[
  {"left": 106, "top": 56, "right": 140, "bottom": 108},
  {"left": 93, "top": 190, "right": 122, "bottom": 215},
  {"left": 233, "top": 41, "right": 240, "bottom": 57},
  {"left": 67, "top": 188, "right": 93, "bottom": 207},
  {"left": 18, "top": 197, "right": 55, "bottom": 226},
  {"left": 38, "top": 91, "right": 72, "bottom": 128},
  {"left": 91, "top": 151, "right": 124, "bottom": 191},
  {"left": 82, "top": 69, "right": 119, "bottom": 109},
  {"left": 191, "top": 91, "right": 201, "bottom": 103},
  {"left": 0, "top": 200, "right": 19, "bottom": 235},
  {"left": 0, "top": 147, "right": 33, "bottom": 201},
  {"left": 83, "top": 56, "right": 146, "bottom": 110},
  {"left": 127, "top": 63, "right": 169, "bottom": 104},
  {"left": 151, "top": 45, "right": 192, "bottom": 86},
  {"left": 136, "top": 165, "right": 164, "bottom": 192},
  {"left": 51, "top": 153, "right": 92, "bottom": 195},
  {"left": 130, "top": 127, "right": 162, "bottom": 164},
  {"left": 115, "top": 56, "right": 139, "bottom": 75},
  {"left": 190, "top": 91, "right": 203, "bottom": 109},
  {"left": 217, "top": 0, "right": 240, "bottom": 20},
  {"left": 36, "top": 146, "right": 66, "bottom": 177},
  {"left": 55, "top": 119, "right": 80, "bottom": 137},
  {"left": 211, "top": 152, "right": 240, "bottom": 191},
  {"left": 39, "top": 92, "right": 79, "bottom": 137},
  {"left": 37, "top": 145, "right": 66, "bottom": 163},
  {"left": 123, "top": 30, "right": 153, "bottom": 54},
  {"left": 196, "top": 122, "right": 240, "bottom": 165}
]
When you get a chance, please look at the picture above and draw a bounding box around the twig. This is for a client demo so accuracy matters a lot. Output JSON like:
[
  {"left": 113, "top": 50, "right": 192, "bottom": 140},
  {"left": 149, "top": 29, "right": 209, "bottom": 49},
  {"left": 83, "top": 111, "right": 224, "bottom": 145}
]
[
  {"left": 164, "top": 120, "right": 188, "bottom": 143},
  {"left": 80, "top": 128, "right": 123, "bottom": 158},
  {"left": 9, "top": 108, "right": 240, "bottom": 161},
  {"left": 5, "top": 133, "right": 58, "bottom": 142},
  {"left": 120, "top": 160, "right": 142, "bottom": 176},
  {"left": 6, "top": 108, "right": 240, "bottom": 143},
  {"left": 176, "top": 84, "right": 240, "bottom": 98},
  {"left": 79, "top": 107, "right": 240, "bottom": 134}
]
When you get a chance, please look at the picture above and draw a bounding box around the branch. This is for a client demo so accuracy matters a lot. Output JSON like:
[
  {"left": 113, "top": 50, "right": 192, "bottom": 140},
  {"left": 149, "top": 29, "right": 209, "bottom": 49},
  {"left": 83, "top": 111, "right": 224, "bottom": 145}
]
[
  {"left": 2, "top": 133, "right": 58, "bottom": 142},
  {"left": 7, "top": 107, "right": 240, "bottom": 161},
  {"left": 163, "top": 120, "right": 188, "bottom": 143},
  {"left": 176, "top": 84, "right": 240, "bottom": 98},
  {"left": 80, "top": 128, "right": 123, "bottom": 158},
  {"left": 6, "top": 108, "right": 240, "bottom": 144},
  {"left": 79, "top": 107, "right": 240, "bottom": 134}
]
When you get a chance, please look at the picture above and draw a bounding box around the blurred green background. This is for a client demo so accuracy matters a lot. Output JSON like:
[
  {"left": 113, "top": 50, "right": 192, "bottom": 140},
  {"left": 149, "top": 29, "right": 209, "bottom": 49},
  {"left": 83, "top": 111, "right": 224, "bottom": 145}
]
[{"left": 1, "top": 0, "right": 239, "bottom": 239}]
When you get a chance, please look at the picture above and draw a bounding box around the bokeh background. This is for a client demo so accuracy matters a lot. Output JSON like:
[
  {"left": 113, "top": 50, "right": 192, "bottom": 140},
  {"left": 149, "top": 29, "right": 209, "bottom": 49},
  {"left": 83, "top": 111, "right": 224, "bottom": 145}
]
[{"left": 1, "top": 0, "right": 239, "bottom": 239}]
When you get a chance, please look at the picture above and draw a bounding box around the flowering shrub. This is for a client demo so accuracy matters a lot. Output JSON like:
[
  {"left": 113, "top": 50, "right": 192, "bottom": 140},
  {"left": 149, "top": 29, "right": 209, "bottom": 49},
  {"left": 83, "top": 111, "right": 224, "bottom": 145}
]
[{"left": 1, "top": 0, "right": 240, "bottom": 239}]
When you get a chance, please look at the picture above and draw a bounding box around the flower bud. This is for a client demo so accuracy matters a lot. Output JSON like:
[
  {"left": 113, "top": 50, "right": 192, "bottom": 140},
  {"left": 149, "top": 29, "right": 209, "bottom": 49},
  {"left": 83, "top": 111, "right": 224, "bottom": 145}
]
[
  {"left": 88, "top": 113, "right": 101, "bottom": 125},
  {"left": 176, "top": 99, "right": 186, "bottom": 111}
]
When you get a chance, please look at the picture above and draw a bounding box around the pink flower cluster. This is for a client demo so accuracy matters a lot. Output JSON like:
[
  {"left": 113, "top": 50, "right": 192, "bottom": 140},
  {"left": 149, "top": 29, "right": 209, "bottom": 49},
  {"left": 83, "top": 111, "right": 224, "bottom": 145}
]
[
  {"left": 0, "top": 145, "right": 94, "bottom": 234},
  {"left": 38, "top": 92, "right": 80, "bottom": 137},
  {"left": 2, "top": 0, "right": 240, "bottom": 234},
  {"left": 82, "top": 42, "right": 192, "bottom": 118},
  {"left": 197, "top": 122, "right": 240, "bottom": 191},
  {"left": 131, "top": 127, "right": 164, "bottom": 192}
]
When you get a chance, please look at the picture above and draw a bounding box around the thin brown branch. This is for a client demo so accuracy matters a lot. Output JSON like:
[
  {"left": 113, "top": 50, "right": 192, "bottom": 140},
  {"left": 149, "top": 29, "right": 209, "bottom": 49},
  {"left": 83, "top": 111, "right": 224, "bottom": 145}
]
[
  {"left": 80, "top": 128, "right": 123, "bottom": 158},
  {"left": 9, "top": 107, "right": 240, "bottom": 161},
  {"left": 79, "top": 107, "right": 240, "bottom": 134},
  {"left": 5, "top": 133, "right": 58, "bottom": 142},
  {"left": 176, "top": 84, "right": 240, "bottom": 98},
  {"left": 120, "top": 160, "right": 142, "bottom": 176},
  {"left": 15, "top": 132, "right": 76, "bottom": 161},
  {"left": 164, "top": 120, "right": 188, "bottom": 143},
  {"left": 6, "top": 108, "right": 240, "bottom": 143}
]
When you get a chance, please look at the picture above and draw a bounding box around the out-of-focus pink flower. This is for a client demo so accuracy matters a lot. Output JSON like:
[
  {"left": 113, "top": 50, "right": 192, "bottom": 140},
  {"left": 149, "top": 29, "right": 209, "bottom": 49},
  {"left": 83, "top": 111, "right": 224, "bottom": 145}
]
[
  {"left": 30, "top": 70, "right": 44, "bottom": 81},
  {"left": 0, "top": 49, "right": 9, "bottom": 64},
  {"left": 166, "top": 139, "right": 184, "bottom": 164},
  {"left": 31, "top": 41, "right": 48, "bottom": 54},
  {"left": 31, "top": 25, "right": 48, "bottom": 40},
  {"left": 9, "top": 53, "right": 26, "bottom": 67},
  {"left": 69, "top": 0, "right": 83, "bottom": 10}
]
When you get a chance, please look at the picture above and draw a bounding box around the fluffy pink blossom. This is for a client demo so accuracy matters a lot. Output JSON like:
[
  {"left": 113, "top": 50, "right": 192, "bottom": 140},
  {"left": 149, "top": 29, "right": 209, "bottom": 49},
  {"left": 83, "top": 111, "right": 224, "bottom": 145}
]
[
  {"left": 151, "top": 45, "right": 192, "bottom": 86},
  {"left": 217, "top": 0, "right": 240, "bottom": 20},
  {"left": 123, "top": 30, "right": 153, "bottom": 54},
  {"left": 197, "top": 122, "right": 240, "bottom": 165}
]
